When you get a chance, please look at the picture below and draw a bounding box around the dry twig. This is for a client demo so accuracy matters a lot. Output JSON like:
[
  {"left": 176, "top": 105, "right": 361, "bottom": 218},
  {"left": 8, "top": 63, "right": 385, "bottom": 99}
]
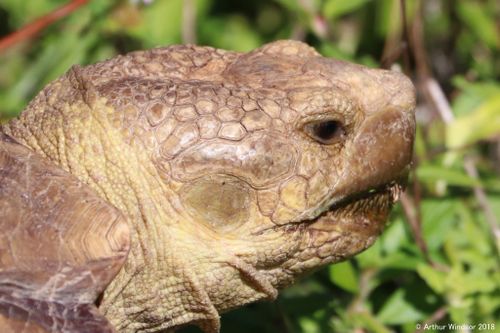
[
  {"left": 400, "top": 192, "right": 431, "bottom": 263},
  {"left": 385, "top": 0, "right": 435, "bottom": 266},
  {"left": 182, "top": 0, "right": 197, "bottom": 44},
  {"left": 0, "top": 0, "right": 89, "bottom": 54},
  {"left": 381, "top": 0, "right": 411, "bottom": 72}
]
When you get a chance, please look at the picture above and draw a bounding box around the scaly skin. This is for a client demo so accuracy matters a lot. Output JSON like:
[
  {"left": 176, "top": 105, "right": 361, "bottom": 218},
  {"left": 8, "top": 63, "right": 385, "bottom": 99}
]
[{"left": 0, "top": 40, "right": 415, "bottom": 333}]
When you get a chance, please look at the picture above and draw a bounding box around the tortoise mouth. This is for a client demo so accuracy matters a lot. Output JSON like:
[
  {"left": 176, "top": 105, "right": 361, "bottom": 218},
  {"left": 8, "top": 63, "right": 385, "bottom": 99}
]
[
  {"left": 306, "top": 182, "right": 404, "bottom": 234},
  {"left": 253, "top": 179, "right": 405, "bottom": 238},
  {"left": 257, "top": 181, "right": 406, "bottom": 287}
]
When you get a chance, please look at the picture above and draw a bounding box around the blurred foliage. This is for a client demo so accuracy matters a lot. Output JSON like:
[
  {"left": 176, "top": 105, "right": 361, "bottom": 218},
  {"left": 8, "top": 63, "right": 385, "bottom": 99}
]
[{"left": 0, "top": 0, "right": 499, "bottom": 332}]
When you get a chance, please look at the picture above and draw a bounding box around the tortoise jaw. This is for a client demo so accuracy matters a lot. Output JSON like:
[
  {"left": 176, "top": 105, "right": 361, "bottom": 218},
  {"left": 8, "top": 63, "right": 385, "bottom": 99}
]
[
  {"left": 253, "top": 176, "right": 406, "bottom": 238},
  {"left": 307, "top": 181, "right": 404, "bottom": 233},
  {"left": 305, "top": 164, "right": 409, "bottom": 227},
  {"left": 261, "top": 182, "right": 405, "bottom": 284}
]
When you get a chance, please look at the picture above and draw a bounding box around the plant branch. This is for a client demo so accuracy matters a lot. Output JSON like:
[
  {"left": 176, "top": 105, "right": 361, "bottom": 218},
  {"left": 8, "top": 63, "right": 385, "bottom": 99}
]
[
  {"left": 384, "top": 0, "right": 435, "bottom": 267},
  {"left": 381, "top": 0, "right": 411, "bottom": 73},
  {"left": 0, "top": 0, "right": 89, "bottom": 54},
  {"left": 400, "top": 191, "right": 432, "bottom": 264},
  {"left": 182, "top": 0, "right": 197, "bottom": 44},
  {"left": 347, "top": 268, "right": 377, "bottom": 314}
]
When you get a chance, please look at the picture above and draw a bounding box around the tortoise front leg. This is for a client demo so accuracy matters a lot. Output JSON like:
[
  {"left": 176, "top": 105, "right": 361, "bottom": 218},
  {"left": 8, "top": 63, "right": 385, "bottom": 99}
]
[{"left": 0, "top": 133, "right": 130, "bottom": 333}]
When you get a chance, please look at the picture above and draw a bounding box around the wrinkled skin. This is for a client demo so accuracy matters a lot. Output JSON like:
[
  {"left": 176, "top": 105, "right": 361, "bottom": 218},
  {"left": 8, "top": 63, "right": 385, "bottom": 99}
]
[{"left": 0, "top": 40, "right": 415, "bottom": 333}]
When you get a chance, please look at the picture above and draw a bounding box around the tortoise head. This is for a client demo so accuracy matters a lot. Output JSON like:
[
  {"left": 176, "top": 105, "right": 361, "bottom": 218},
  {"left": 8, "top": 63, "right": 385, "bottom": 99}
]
[
  {"left": 2, "top": 40, "right": 415, "bottom": 332},
  {"left": 157, "top": 41, "right": 416, "bottom": 313}
]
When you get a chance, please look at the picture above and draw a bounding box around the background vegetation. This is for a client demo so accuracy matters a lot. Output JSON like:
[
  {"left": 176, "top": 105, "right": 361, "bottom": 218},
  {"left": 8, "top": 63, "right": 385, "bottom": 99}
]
[{"left": 0, "top": 0, "right": 499, "bottom": 332}]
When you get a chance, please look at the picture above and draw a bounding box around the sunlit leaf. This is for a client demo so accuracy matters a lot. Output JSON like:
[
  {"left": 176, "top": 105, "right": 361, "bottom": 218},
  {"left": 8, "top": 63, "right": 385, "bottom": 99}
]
[
  {"left": 322, "top": 0, "right": 371, "bottom": 19},
  {"left": 456, "top": 1, "right": 499, "bottom": 50},
  {"left": 380, "top": 252, "right": 421, "bottom": 270},
  {"left": 377, "top": 289, "right": 426, "bottom": 324},
  {"left": 416, "top": 165, "right": 483, "bottom": 188},
  {"left": 447, "top": 94, "right": 500, "bottom": 149},
  {"left": 351, "top": 311, "right": 392, "bottom": 333},
  {"left": 199, "top": 15, "right": 261, "bottom": 51},
  {"left": 272, "top": 0, "right": 301, "bottom": 12},
  {"left": 127, "top": 0, "right": 183, "bottom": 46},
  {"left": 420, "top": 199, "right": 457, "bottom": 252},
  {"left": 329, "top": 260, "right": 359, "bottom": 293},
  {"left": 451, "top": 77, "right": 500, "bottom": 116},
  {"left": 417, "top": 264, "right": 446, "bottom": 293}
]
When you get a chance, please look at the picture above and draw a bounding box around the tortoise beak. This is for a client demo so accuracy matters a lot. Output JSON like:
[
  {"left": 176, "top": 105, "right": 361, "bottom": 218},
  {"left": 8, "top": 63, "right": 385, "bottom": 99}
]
[{"left": 333, "top": 70, "right": 416, "bottom": 199}]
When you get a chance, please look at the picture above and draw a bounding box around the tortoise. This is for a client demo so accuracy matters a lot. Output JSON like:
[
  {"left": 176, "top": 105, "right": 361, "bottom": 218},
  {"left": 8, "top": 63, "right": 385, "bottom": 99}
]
[{"left": 0, "top": 40, "right": 416, "bottom": 333}]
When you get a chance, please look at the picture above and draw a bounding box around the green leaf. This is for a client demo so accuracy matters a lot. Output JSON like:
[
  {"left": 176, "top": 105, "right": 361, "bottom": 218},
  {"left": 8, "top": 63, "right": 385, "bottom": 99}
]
[
  {"left": 351, "top": 311, "right": 392, "bottom": 333},
  {"left": 0, "top": 0, "right": 63, "bottom": 26},
  {"left": 377, "top": 289, "right": 426, "bottom": 324},
  {"left": 416, "top": 165, "right": 483, "bottom": 188},
  {"left": 477, "top": 293, "right": 500, "bottom": 317},
  {"left": 380, "top": 218, "right": 407, "bottom": 254},
  {"left": 128, "top": 0, "right": 184, "bottom": 47},
  {"left": 356, "top": 237, "right": 383, "bottom": 268},
  {"left": 199, "top": 16, "right": 261, "bottom": 51},
  {"left": 380, "top": 252, "right": 421, "bottom": 270},
  {"left": 375, "top": 0, "right": 398, "bottom": 37},
  {"left": 448, "top": 296, "right": 473, "bottom": 325},
  {"left": 298, "top": 317, "right": 318, "bottom": 333},
  {"left": 329, "top": 260, "right": 359, "bottom": 293},
  {"left": 322, "top": 0, "right": 371, "bottom": 19},
  {"left": 458, "top": 205, "right": 492, "bottom": 256},
  {"left": 462, "top": 272, "right": 498, "bottom": 294},
  {"left": 273, "top": 0, "right": 301, "bottom": 12},
  {"left": 451, "top": 78, "right": 500, "bottom": 116},
  {"left": 456, "top": 1, "right": 499, "bottom": 50},
  {"left": 447, "top": 94, "right": 500, "bottom": 149},
  {"left": 420, "top": 199, "right": 457, "bottom": 252},
  {"left": 417, "top": 264, "right": 446, "bottom": 293}
]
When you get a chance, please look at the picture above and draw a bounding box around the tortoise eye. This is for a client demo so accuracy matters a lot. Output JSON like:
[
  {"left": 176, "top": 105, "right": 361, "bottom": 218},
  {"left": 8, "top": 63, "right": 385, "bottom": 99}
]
[{"left": 304, "top": 120, "right": 346, "bottom": 144}]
